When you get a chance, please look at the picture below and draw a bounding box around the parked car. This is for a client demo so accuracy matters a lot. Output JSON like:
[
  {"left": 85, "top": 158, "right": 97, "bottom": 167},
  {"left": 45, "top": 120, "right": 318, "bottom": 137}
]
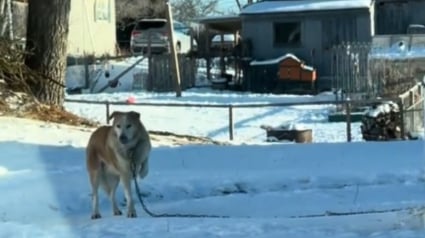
[
  {"left": 211, "top": 34, "right": 236, "bottom": 51},
  {"left": 130, "top": 18, "right": 196, "bottom": 55}
]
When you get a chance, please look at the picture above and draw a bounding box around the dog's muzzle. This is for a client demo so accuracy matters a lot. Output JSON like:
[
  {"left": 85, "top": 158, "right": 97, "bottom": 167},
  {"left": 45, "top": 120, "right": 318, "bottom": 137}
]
[{"left": 119, "top": 134, "right": 129, "bottom": 144}]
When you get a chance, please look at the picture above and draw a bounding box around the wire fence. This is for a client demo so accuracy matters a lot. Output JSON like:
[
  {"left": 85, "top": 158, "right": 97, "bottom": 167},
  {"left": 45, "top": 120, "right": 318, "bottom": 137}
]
[{"left": 65, "top": 96, "right": 418, "bottom": 142}]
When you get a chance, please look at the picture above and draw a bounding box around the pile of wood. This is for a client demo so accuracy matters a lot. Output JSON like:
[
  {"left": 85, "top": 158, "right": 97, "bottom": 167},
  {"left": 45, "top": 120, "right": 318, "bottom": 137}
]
[
  {"left": 260, "top": 124, "right": 313, "bottom": 143},
  {"left": 360, "top": 101, "right": 403, "bottom": 141}
]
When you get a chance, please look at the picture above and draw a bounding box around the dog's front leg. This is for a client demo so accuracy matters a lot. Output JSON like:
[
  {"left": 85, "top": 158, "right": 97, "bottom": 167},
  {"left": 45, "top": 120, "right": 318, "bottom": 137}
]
[
  {"left": 138, "top": 158, "right": 149, "bottom": 179},
  {"left": 121, "top": 173, "right": 137, "bottom": 218}
]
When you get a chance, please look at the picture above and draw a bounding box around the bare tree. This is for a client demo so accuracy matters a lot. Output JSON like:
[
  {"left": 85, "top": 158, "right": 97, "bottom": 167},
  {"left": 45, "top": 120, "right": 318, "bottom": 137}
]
[
  {"left": 235, "top": 0, "right": 242, "bottom": 11},
  {"left": 171, "top": 0, "right": 219, "bottom": 23},
  {"left": 24, "top": 0, "right": 71, "bottom": 105}
]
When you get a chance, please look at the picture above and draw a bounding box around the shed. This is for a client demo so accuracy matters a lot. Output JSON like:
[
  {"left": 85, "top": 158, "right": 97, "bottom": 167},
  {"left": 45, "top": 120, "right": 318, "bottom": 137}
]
[{"left": 239, "top": 0, "right": 374, "bottom": 91}]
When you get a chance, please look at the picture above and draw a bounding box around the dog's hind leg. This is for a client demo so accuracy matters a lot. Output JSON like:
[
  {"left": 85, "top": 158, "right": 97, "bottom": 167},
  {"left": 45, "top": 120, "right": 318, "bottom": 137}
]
[
  {"left": 102, "top": 172, "right": 122, "bottom": 216},
  {"left": 89, "top": 169, "right": 101, "bottom": 219}
]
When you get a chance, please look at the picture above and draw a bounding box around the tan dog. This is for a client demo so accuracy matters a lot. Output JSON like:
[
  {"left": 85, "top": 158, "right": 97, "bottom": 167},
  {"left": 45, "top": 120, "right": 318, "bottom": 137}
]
[{"left": 86, "top": 110, "right": 151, "bottom": 219}]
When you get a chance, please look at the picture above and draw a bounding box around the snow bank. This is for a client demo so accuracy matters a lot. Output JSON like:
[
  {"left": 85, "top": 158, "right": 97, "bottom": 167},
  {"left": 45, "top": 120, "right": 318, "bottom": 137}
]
[{"left": 369, "top": 40, "right": 425, "bottom": 60}]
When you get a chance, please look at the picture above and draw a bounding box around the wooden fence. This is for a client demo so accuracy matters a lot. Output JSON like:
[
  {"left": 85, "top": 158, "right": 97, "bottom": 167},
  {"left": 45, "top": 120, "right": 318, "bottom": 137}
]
[
  {"left": 144, "top": 54, "right": 196, "bottom": 92},
  {"left": 331, "top": 42, "right": 372, "bottom": 100},
  {"left": 65, "top": 97, "right": 414, "bottom": 142},
  {"left": 332, "top": 37, "right": 425, "bottom": 102},
  {"left": 74, "top": 53, "right": 197, "bottom": 93},
  {"left": 399, "top": 83, "right": 424, "bottom": 135}
]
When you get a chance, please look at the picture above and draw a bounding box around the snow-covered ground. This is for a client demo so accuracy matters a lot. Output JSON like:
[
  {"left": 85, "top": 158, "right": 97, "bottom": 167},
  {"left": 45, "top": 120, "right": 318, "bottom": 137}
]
[
  {"left": 0, "top": 116, "right": 425, "bottom": 237},
  {"left": 1, "top": 54, "right": 424, "bottom": 237}
]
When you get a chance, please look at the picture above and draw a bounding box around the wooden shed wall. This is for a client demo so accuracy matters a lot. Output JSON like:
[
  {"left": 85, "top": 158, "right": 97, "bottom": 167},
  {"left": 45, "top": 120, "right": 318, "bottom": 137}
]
[{"left": 375, "top": 0, "right": 425, "bottom": 35}]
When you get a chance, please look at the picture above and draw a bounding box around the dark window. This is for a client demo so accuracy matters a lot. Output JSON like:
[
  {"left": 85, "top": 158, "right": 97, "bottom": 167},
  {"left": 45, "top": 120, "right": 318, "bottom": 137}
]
[{"left": 274, "top": 22, "right": 301, "bottom": 46}]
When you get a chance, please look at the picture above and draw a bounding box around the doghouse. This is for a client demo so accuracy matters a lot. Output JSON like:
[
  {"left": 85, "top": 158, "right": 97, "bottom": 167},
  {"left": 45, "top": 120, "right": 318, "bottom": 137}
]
[
  {"left": 244, "top": 53, "right": 317, "bottom": 94},
  {"left": 276, "top": 54, "right": 316, "bottom": 93}
]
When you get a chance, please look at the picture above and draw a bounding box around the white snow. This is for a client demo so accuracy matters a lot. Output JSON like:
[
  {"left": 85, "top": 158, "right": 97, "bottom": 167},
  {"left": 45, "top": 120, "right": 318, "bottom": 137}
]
[
  {"left": 241, "top": 0, "right": 372, "bottom": 15},
  {"left": 366, "top": 101, "right": 399, "bottom": 118},
  {"left": 1, "top": 54, "right": 425, "bottom": 237},
  {"left": 0, "top": 116, "right": 425, "bottom": 237},
  {"left": 369, "top": 39, "right": 425, "bottom": 60}
]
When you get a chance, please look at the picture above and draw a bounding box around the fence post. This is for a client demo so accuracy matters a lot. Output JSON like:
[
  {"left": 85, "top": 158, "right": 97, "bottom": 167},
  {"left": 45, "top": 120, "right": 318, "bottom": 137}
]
[
  {"left": 228, "top": 105, "right": 234, "bottom": 141},
  {"left": 106, "top": 101, "right": 110, "bottom": 124},
  {"left": 84, "top": 55, "right": 90, "bottom": 89},
  {"left": 345, "top": 100, "right": 352, "bottom": 142},
  {"left": 409, "top": 90, "right": 414, "bottom": 130},
  {"left": 398, "top": 97, "right": 405, "bottom": 139}
]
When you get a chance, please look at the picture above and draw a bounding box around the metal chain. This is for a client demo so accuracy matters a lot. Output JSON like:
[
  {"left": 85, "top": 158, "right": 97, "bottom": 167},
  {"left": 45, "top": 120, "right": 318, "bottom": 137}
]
[{"left": 131, "top": 163, "right": 229, "bottom": 218}]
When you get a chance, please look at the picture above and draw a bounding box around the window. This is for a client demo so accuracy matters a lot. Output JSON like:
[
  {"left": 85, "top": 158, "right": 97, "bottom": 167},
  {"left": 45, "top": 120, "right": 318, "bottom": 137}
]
[
  {"left": 94, "top": 0, "right": 111, "bottom": 22},
  {"left": 274, "top": 22, "right": 301, "bottom": 46}
]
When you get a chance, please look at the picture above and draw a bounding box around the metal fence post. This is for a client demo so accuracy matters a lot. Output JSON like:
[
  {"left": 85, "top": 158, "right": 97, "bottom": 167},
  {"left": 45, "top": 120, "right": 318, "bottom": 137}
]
[
  {"left": 409, "top": 90, "right": 414, "bottom": 131},
  {"left": 345, "top": 100, "right": 352, "bottom": 142},
  {"left": 106, "top": 101, "right": 110, "bottom": 124},
  {"left": 228, "top": 105, "right": 234, "bottom": 141},
  {"left": 398, "top": 97, "right": 405, "bottom": 139},
  {"left": 83, "top": 55, "right": 90, "bottom": 89}
]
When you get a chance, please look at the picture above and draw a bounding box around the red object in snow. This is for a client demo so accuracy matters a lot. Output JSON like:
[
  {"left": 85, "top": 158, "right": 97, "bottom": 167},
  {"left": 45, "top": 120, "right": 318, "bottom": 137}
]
[{"left": 126, "top": 96, "right": 136, "bottom": 104}]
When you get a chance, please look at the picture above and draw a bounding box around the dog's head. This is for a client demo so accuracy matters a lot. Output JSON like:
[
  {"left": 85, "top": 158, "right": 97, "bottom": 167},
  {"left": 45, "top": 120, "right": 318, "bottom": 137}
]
[{"left": 109, "top": 111, "right": 141, "bottom": 145}]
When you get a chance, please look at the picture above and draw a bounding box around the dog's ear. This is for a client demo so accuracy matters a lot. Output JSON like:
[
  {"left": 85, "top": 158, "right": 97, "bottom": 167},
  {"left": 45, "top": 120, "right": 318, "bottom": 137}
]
[
  {"left": 129, "top": 111, "right": 140, "bottom": 120},
  {"left": 108, "top": 111, "right": 123, "bottom": 121}
]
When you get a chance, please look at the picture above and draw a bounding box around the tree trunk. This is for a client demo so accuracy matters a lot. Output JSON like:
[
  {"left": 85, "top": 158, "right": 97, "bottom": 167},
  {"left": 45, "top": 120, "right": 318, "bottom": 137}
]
[{"left": 24, "top": 0, "right": 71, "bottom": 105}]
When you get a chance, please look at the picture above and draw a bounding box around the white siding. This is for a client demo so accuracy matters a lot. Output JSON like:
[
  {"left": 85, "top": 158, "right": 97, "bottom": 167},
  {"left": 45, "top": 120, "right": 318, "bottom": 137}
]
[{"left": 67, "top": 0, "right": 116, "bottom": 56}]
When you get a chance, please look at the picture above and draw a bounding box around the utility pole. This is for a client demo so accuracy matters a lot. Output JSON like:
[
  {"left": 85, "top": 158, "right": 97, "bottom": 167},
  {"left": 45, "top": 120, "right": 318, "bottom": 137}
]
[{"left": 165, "top": 0, "right": 182, "bottom": 97}]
